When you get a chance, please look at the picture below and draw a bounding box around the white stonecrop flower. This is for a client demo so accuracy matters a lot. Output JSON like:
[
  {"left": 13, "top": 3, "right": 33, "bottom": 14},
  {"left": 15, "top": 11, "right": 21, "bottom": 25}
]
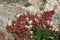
[
  {"left": 31, "top": 36, "right": 33, "bottom": 38},
  {"left": 49, "top": 28, "right": 52, "bottom": 30},
  {"left": 29, "top": 25, "right": 32, "bottom": 28},
  {"left": 28, "top": 20, "right": 33, "bottom": 24},
  {"left": 30, "top": 31, "right": 33, "bottom": 34},
  {"left": 50, "top": 21, "right": 54, "bottom": 26},
  {"left": 51, "top": 28, "right": 55, "bottom": 31},
  {"left": 47, "top": 20, "right": 50, "bottom": 25},
  {"left": 20, "top": 22, "right": 25, "bottom": 23},
  {"left": 34, "top": 18, "right": 39, "bottom": 22},
  {"left": 26, "top": 17, "right": 29, "bottom": 21},
  {"left": 16, "top": 14, "right": 20, "bottom": 17},
  {"left": 25, "top": 25, "right": 30, "bottom": 29}
]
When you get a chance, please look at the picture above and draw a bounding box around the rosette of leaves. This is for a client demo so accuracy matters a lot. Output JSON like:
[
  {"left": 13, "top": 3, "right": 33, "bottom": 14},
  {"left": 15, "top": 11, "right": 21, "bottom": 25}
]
[{"left": 32, "top": 27, "right": 58, "bottom": 40}]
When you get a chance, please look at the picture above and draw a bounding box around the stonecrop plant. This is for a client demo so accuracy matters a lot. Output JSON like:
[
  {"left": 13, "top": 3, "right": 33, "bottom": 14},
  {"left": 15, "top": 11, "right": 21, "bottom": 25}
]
[{"left": 6, "top": 10, "right": 58, "bottom": 40}]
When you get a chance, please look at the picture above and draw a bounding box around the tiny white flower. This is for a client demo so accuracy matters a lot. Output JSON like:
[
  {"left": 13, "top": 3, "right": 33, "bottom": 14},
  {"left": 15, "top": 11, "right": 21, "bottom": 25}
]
[
  {"left": 34, "top": 18, "right": 39, "bottom": 22},
  {"left": 26, "top": 17, "right": 29, "bottom": 20},
  {"left": 51, "top": 28, "right": 55, "bottom": 31},
  {"left": 25, "top": 25, "right": 30, "bottom": 29},
  {"left": 50, "top": 21, "right": 54, "bottom": 26},
  {"left": 47, "top": 20, "right": 50, "bottom": 25},
  {"left": 49, "top": 28, "right": 51, "bottom": 30},
  {"left": 28, "top": 20, "right": 33, "bottom": 24},
  {"left": 20, "top": 22, "right": 25, "bottom": 23},
  {"left": 30, "top": 31, "right": 33, "bottom": 34},
  {"left": 16, "top": 14, "right": 20, "bottom": 17},
  {"left": 31, "top": 36, "right": 33, "bottom": 38},
  {"left": 29, "top": 25, "right": 32, "bottom": 28},
  {"left": 14, "top": 24, "right": 16, "bottom": 25}
]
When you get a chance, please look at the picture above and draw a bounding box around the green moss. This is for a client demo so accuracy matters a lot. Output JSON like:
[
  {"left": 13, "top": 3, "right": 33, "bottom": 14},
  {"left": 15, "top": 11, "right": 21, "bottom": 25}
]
[
  {"left": 40, "top": 7, "right": 45, "bottom": 11},
  {"left": 32, "top": 27, "right": 58, "bottom": 40}
]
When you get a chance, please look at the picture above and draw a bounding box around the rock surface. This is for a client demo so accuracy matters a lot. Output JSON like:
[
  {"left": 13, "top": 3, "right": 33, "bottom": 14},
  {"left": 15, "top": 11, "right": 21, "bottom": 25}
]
[{"left": 0, "top": 0, "right": 60, "bottom": 40}]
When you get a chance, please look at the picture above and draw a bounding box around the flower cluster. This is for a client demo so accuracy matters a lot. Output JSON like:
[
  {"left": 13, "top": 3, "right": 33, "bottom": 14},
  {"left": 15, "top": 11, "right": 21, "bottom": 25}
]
[
  {"left": 6, "top": 10, "right": 55, "bottom": 40},
  {"left": 42, "top": 10, "right": 55, "bottom": 32},
  {"left": 42, "top": 10, "right": 55, "bottom": 21}
]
